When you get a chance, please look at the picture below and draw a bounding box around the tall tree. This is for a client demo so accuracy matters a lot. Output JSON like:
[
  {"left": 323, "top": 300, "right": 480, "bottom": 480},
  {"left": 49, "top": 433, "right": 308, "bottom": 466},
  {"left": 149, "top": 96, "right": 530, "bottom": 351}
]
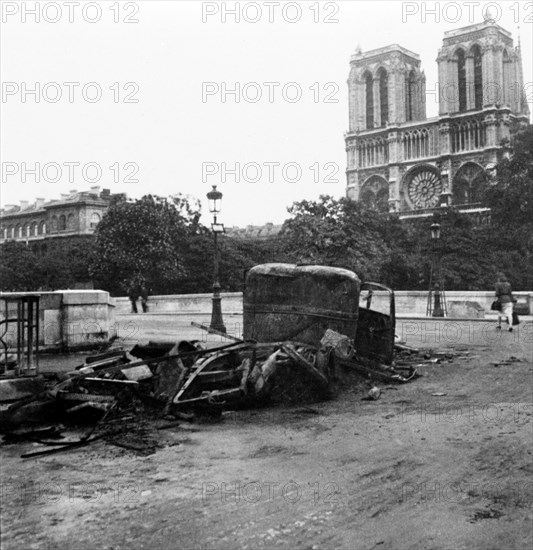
[
  {"left": 0, "top": 241, "right": 38, "bottom": 291},
  {"left": 484, "top": 127, "right": 533, "bottom": 231},
  {"left": 280, "top": 195, "right": 391, "bottom": 282},
  {"left": 91, "top": 194, "right": 204, "bottom": 295},
  {"left": 482, "top": 126, "right": 533, "bottom": 289}
]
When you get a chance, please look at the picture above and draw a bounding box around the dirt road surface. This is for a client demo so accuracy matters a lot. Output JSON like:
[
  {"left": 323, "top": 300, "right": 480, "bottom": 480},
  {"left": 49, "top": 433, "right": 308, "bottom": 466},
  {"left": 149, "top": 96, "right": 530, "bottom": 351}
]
[{"left": 1, "top": 317, "right": 532, "bottom": 550}]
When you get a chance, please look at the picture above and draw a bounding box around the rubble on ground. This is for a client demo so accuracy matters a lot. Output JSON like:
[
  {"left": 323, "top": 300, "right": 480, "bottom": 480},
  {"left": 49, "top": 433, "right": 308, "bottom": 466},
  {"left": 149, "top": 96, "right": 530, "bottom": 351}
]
[{"left": 0, "top": 330, "right": 429, "bottom": 458}]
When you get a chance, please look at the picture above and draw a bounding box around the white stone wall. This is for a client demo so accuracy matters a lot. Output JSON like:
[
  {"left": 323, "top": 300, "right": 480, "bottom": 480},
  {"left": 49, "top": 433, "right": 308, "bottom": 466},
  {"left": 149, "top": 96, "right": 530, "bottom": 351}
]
[{"left": 113, "top": 291, "right": 532, "bottom": 319}]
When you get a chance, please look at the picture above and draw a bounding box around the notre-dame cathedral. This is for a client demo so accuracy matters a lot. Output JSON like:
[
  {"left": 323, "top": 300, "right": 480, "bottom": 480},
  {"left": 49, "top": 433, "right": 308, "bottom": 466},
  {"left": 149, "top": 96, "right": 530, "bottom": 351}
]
[{"left": 345, "top": 18, "right": 530, "bottom": 218}]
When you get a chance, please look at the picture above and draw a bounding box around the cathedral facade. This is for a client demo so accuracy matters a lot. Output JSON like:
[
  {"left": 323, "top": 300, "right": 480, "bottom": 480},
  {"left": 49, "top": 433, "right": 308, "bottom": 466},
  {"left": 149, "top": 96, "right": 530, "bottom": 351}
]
[{"left": 345, "top": 19, "right": 530, "bottom": 218}]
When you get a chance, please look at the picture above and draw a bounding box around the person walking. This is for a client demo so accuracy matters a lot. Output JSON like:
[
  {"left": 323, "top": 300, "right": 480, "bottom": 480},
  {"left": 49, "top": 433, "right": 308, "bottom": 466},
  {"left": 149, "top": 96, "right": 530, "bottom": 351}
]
[
  {"left": 495, "top": 273, "right": 514, "bottom": 331},
  {"left": 140, "top": 284, "right": 149, "bottom": 313},
  {"left": 127, "top": 282, "right": 139, "bottom": 314}
]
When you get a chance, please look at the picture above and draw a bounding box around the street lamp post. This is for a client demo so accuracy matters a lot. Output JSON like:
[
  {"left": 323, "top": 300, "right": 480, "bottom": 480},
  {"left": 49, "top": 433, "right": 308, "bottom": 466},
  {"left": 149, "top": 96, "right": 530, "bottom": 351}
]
[
  {"left": 206, "top": 185, "right": 226, "bottom": 333},
  {"left": 428, "top": 222, "right": 445, "bottom": 317}
]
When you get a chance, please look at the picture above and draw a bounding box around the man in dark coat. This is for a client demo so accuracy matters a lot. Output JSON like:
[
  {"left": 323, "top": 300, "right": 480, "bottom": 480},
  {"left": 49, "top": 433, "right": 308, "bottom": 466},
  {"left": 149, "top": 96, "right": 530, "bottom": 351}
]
[
  {"left": 128, "top": 283, "right": 139, "bottom": 314},
  {"left": 140, "top": 284, "right": 149, "bottom": 313}
]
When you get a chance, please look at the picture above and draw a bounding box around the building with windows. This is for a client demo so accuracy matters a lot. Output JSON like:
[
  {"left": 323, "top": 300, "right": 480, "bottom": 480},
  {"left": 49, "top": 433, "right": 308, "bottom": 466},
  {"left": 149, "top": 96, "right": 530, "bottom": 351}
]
[
  {"left": 0, "top": 187, "right": 113, "bottom": 251},
  {"left": 345, "top": 18, "right": 530, "bottom": 218}
]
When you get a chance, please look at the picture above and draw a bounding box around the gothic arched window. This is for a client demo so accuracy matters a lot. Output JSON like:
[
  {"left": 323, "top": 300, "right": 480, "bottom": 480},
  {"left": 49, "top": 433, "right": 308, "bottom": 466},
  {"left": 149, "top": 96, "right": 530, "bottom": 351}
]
[
  {"left": 502, "top": 49, "right": 511, "bottom": 106},
  {"left": 406, "top": 70, "right": 416, "bottom": 121},
  {"left": 90, "top": 213, "right": 101, "bottom": 229},
  {"left": 378, "top": 68, "right": 388, "bottom": 127},
  {"left": 456, "top": 48, "right": 467, "bottom": 112},
  {"left": 59, "top": 215, "right": 67, "bottom": 231},
  {"left": 472, "top": 45, "right": 483, "bottom": 110},
  {"left": 360, "top": 176, "right": 389, "bottom": 212},
  {"left": 453, "top": 163, "right": 486, "bottom": 205},
  {"left": 364, "top": 72, "right": 374, "bottom": 129}
]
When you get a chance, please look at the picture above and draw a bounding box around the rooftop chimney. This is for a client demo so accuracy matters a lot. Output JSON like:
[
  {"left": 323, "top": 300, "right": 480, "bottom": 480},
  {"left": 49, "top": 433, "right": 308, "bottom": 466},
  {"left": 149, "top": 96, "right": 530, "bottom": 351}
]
[
  {"left": 90, "top": 186, "right": 101, "bottom": 195},
  {"left": 60, "top": 194, "right": 69, "bottom": 201},
  {"left": 35, "top": 198, "right": 45, "bottom": 208},
  {"left": 69, "top": 189, "right": 78, "bottom": 194},
  {"left": 20, "top": 200, "right": 29, "bottom": 209}
]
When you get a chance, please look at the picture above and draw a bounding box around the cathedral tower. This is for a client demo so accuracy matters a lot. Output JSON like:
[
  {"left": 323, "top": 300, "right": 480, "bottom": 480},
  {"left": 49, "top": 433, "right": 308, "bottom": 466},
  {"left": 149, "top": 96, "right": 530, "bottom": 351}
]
[
  {"left": 437, "top": 20, "right": 529, "bottom": 117},
  {"left": 348, "top": 44, "right": 426, "bottom": 132}
]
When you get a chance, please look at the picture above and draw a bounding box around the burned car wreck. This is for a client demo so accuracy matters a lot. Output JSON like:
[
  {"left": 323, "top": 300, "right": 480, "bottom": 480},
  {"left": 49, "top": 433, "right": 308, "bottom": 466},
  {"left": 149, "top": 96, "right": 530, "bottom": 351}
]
[{"left": 169, "top": 263, "right": 415, "bottom": 410}]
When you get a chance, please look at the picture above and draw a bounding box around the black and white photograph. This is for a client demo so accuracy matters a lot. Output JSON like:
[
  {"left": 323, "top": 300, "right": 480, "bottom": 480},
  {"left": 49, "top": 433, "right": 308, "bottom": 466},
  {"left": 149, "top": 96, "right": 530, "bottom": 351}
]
[{"left": 1, "top": 1, "right": 532, "bottom": 548}]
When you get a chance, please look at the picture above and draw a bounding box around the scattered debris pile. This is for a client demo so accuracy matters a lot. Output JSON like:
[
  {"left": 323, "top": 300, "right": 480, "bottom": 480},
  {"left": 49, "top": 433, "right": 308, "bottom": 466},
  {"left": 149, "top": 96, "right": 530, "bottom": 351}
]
[{"left": 0, "top": 329, "right": 422, "bottom": 446}]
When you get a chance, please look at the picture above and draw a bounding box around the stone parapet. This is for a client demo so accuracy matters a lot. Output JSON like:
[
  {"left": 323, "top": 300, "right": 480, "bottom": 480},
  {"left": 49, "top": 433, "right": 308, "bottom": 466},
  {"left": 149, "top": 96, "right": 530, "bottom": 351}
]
[
  {"left": 114, "top": 291, "right": 532, "bottom": 318},
  {"left": 115, "top": 292, "right": 243, "bottom": 316}
]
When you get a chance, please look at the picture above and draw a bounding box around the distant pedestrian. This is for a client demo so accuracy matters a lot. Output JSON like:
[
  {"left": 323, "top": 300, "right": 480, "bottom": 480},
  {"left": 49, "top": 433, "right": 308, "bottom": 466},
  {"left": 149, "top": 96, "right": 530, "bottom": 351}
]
[
  {"left": 128, "top": 283, "right": 139, "bottom": 314},
  {"left": 495, "top": 273, "right": 514, "bottom": 332},
  {"left": 140, "top": 284, "right": 149, "bottom": 313}
]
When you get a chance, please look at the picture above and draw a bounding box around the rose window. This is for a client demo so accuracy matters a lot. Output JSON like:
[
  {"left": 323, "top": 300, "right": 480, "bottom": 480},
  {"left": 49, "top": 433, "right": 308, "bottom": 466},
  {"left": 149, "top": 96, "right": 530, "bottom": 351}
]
[{"left": 407, "top": 169, "right": 442, "bottom": 209}]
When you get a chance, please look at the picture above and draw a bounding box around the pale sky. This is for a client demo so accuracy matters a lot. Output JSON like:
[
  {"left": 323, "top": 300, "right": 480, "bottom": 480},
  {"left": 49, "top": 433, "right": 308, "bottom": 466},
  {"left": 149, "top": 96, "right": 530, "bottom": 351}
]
[{"left": 1, "top": 0, "right": 531, "bottom": 227}]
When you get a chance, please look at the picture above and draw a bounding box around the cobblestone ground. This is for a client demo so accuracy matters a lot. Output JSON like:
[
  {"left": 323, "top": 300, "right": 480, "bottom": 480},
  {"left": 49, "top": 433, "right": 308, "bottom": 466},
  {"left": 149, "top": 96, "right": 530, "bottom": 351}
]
[{"left": 2, "top": 314, "right": 532, "bottom": 550}]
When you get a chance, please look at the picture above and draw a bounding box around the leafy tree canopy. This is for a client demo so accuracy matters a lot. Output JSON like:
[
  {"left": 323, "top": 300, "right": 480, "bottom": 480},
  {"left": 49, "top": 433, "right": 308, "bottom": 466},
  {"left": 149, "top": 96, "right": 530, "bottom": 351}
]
[
  {"left": 484, "top": 126, "right": 533, "bottom": 230},
  {"left": 0, "top": 238, "right": 94, "bottom": 291},
  {"left": 0, "top": 241, "right": 38, "bottom": 291},
  {"left": 280, "top": 195, "right": 391, "bottom": 282},
  {"left": 481, "top": 126, "right": 533, "bottom": 288},
  {"left": 91, "top": 194, "right": 204, "bottom": 294}
]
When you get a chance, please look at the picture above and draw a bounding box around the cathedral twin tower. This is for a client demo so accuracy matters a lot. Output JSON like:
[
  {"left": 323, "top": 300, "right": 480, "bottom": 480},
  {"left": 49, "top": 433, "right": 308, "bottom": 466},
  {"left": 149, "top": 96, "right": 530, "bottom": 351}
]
[{"left": 345, "top": 18, "right": 529, "bottom": 217}]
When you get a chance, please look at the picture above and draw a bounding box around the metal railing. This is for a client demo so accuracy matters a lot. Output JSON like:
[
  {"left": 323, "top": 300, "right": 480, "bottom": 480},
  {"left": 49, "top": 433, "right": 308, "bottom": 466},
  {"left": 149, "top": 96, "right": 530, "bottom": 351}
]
[{"left": 0, "top": 295, "right": 40, "bottom": 376}]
